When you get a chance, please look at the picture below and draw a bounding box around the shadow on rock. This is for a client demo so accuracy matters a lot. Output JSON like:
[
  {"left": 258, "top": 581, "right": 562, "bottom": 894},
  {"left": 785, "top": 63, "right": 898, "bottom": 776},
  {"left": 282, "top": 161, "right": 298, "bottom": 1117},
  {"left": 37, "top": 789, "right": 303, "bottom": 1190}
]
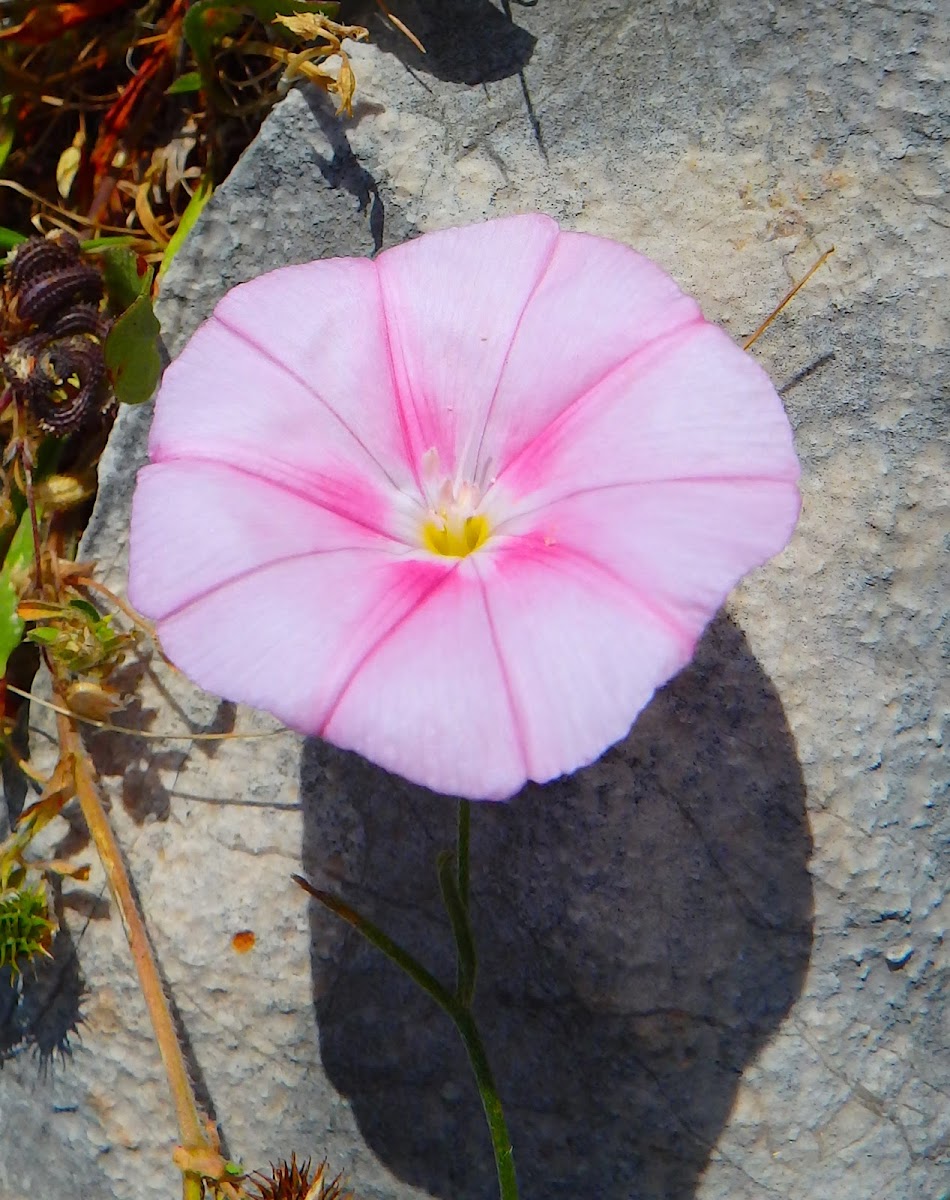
[
  {"left": 83, "top": 656, "right": 238, "bottom": 825},
  {"left": 360, "top": 0, "right": 536, "bottom": 84},
  {"left": 300, "top": 613, "right": 813, "bottom": 1200},
  {"left": 0, "top": 925, "right": 86, "bottom": 1071}
]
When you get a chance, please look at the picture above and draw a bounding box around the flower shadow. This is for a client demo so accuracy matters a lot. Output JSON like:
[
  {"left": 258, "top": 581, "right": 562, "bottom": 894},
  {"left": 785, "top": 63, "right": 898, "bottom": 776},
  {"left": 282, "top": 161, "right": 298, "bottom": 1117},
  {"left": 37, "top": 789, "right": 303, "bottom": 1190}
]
[{"left": 300, "top": 612, "right": 812, "bottom": 1199}]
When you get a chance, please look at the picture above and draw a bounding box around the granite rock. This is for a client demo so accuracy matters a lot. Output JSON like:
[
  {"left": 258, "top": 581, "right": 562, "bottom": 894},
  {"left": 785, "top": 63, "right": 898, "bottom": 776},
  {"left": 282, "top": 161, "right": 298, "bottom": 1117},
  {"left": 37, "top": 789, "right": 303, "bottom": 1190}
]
[{"left": 1, "top": 1, "right": 947, "bottom": 1198}]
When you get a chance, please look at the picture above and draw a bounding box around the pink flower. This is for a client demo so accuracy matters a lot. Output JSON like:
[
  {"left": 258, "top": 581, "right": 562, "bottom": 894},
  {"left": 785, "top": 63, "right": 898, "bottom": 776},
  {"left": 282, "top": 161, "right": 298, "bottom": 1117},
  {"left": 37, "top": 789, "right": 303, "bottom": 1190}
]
[{"left": 128, "top": 214, "right": 799, "bottom": 801}]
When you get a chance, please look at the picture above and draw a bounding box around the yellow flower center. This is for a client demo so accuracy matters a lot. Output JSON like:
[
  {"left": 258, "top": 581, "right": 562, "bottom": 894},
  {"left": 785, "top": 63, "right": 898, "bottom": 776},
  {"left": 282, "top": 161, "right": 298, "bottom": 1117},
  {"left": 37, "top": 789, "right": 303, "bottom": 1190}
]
[
  {"left": 423, "top": 512, "right": 490, "bottom": 557},
  {"left": 419, "top": 451, "right": 490, "bottom": 558}
]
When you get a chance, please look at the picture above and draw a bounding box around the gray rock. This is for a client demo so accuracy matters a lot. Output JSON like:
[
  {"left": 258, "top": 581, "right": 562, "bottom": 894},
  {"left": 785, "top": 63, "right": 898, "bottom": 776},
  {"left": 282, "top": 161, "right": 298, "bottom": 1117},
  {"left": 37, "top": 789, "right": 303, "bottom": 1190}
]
[{"left": 1, "top": 1, "right": 947, "bottom": 1198}]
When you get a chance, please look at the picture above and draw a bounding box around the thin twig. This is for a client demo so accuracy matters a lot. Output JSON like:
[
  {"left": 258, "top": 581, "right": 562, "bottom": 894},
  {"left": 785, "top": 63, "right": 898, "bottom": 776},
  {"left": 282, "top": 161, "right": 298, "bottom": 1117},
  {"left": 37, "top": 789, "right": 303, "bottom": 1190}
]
[
  {"left": 8, "top": 683, "right": 288, "bottom": 740},
  {"left": 743, "top": 248, "right": 835, "bottom": 350}
]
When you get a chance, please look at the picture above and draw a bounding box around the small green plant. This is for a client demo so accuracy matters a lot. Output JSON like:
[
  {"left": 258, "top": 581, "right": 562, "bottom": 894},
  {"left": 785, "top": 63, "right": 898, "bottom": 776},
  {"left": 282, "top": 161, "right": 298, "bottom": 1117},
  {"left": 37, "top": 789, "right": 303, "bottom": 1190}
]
[{"left": 0, "top": 877, "right": 55, "bottom": 975}]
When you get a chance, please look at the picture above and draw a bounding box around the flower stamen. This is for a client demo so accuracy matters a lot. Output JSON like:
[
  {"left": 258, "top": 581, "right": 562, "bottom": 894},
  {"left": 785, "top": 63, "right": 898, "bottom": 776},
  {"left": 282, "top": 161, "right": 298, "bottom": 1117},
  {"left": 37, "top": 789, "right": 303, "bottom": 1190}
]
[
  {"left": 420, "top": 451, "right": 490, "bottom": 557},
  {"left": 423, "top": 511, "right": 490, "bottom": 557}
]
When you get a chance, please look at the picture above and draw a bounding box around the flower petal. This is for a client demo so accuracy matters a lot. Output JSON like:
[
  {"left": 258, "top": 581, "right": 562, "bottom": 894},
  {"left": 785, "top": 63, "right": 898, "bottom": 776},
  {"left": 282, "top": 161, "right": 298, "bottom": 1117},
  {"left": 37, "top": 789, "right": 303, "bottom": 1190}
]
[
  {"left": 493, "top": 322, "right": 799, "bottom": 508},
  {"left": 321, "top": 564, "right": 526, "bottom": 800},
  {"left": 205, "top": 255, "right": 417, "bottom": 489},
  {"left": 474, "top": 229, "right": 701, "bottom": 483},
  {"left": 148, "top": 266, "right": 420, "bottom": 533},
  {"left": 473, "top": 545, "right": 688, "bottom": 786},
  {"left": 494, "top": 476, "right": 800, "bottom": 642},
  {"left": 128, "top": 460, "right": 404, "bottom": 622},
  {"left": 151, "top": 549, "right": 458, "bottom": 738},
  {"left": 376, "top": 214, "right": 561, "bottom": 485}
]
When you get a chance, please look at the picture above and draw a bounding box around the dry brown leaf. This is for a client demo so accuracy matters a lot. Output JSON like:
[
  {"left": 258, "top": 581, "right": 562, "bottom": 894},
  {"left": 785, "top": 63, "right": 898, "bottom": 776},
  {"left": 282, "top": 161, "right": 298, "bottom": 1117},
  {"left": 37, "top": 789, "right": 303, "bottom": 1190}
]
[
  {"left": 56, "top": 123, "right": 85, "bottom": 200},
  {"left": 334, "top": 56, "right": 357, "bottom": 116},
  {"left": 32, "top": 859, "right": 91, "bottom": 881},
  {"left": 273, "top": 12, "right": 368, "bottom": 45},
  {"left": 269, "top": 14, "right": 368, "bottom": 116},
  {"left": 17, "top": 755, "right": 77, "bottom": 833},
  {"left": 150, "top": 116, "right": 199, "bottom": 200},
  {"left": 134, "top": 178, "right": 169, "bottom": 246},
  {"left": 65, "top": 680, "right": 127, "bottom": 722}
]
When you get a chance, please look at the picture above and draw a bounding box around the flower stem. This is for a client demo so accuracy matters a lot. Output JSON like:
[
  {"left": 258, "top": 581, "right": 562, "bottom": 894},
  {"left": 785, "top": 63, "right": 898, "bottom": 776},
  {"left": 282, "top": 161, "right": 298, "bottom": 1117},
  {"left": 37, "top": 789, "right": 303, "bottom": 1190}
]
[
  {"left": 293, "top": 800, "right": 519, "bottom": 1200},
  {"left": 457, "top": 799, "right": 470, "bottom": 911},
  {"left": 437, "top": 850, "right": 476, "bottom": 1007},
  {"left": 448, "top": 800, "right": 516, "bottom": 1199},
  {"left": 452, "top": 1004, "right": 518, "bottom": 1200},
  {"left": 59, "top": 708, "right": 211, "bottom": 1200}
]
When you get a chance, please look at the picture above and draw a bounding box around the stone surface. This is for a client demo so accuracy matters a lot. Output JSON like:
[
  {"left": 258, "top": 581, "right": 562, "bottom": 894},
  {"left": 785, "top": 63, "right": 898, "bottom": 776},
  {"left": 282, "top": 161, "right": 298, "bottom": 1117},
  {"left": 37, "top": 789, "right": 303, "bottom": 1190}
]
[{"left": 1, "top": 1, "right": 947, "bottom": 1198}]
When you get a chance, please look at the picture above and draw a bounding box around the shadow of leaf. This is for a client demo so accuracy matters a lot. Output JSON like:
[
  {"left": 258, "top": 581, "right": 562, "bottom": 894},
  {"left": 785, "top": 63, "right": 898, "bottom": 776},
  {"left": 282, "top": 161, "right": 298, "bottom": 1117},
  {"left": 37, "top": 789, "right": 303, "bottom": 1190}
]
[
  {"left": 300, "top": 613, "right": 812, "bottom": 1199},
  {"left": 0, "top": 925, "right": 86, "bottom": 1072},
  {"left": 83, "top": 656, "right": 238, "bottom": 824},
  {"left": 364, "top": 0, "right": 536, "bottom": 84}
]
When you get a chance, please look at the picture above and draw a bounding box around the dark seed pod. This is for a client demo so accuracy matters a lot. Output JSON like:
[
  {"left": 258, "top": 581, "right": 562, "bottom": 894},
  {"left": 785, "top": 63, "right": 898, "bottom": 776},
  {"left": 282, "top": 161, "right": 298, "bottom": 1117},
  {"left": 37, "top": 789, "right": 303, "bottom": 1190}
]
[
  {"left": 31, "top": 336, "right": 106, "bottom": 435},
  {"left": 16, "top": 263, "right": 104, "bottom": 328},
  {"left": 1, "top": 335, "right": 46, "bottom": 389},
  {"left": 46, "top": 304, "right": 112, "bottom": 342},
  {"left": 7, "top": 231, "right": 81, "bottom": 296},
  {"left": 2, "top": 232, "right": 113, "bottom": 436}
]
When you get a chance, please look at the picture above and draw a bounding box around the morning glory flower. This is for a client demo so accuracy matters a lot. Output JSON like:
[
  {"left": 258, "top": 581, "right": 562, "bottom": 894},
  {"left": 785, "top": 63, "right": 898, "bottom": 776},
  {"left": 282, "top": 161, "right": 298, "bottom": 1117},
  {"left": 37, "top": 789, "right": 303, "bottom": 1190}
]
[{"left": 128, "top": 214, "right": 800, "bottom": 800}]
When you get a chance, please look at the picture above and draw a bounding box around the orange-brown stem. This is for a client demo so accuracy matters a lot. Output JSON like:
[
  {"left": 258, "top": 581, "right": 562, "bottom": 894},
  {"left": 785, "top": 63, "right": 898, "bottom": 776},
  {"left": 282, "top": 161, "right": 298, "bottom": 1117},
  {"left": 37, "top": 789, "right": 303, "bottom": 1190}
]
[{"left": 57, "top": 704, "right": 211, "bottom": 1200}]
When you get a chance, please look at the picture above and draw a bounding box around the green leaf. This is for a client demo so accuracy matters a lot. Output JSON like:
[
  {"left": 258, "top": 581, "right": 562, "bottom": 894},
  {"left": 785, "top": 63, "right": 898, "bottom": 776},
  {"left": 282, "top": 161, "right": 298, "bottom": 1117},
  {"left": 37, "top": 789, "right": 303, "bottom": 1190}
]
[
  {"left": 104, "top": 293, "right": 162, "bottom": 405},
  {"left": 67, "top": 598, "right": 102, "bottom": 623},
  {"left": 182, "top": 0, "right": 244, "bottom": 94},
  {"left": 0, "top": 884, "right": 55, "bottom": 975},
  {"left": 26, "top": 627, "right": 59, "bottom": 646},
  {"left": 0, "top": 509, "right": 36, "bottom": 677},
  {"left": 166, "top": 70, "right": 204, "bottom": 95},
  {"left": 98, "top": 245, "right": 154, "bottom": 313},
  {"left": 0, "top": 95, "right": 14, "bottom": 175},
  {"left": 158, "top": 173, "right": 213, "bottom": 281},
  {"left": 0, "top": 226, "right": 26, "bottom": 252},
  {"left": 81, "top": 235, "right": 140, "bottom": 253}
]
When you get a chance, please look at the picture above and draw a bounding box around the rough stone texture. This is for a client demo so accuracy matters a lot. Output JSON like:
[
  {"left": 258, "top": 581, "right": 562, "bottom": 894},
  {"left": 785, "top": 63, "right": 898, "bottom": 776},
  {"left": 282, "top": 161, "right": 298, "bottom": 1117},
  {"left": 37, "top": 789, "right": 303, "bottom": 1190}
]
[{"left": 1, "top": 1, "right": 947, "bottom": 1198}]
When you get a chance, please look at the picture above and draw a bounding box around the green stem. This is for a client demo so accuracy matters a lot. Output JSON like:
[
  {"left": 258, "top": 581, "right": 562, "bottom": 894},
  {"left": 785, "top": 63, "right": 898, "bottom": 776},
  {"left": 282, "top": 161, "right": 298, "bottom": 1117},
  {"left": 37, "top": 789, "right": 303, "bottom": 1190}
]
[
  {"left": 448, "top": 799, "right": 515, "bottom": 1196},
  {"left": 457, "top": 799, "right": 470, "bottom": 912},
  {"left": 294, "top": 855, "right": 519, "bottom": 1200},
  {"left": 452, "top": 1005, "right": 518, "bottom": 1200},
  {"left": 437, "top": 851, "right": 476, "bottom": 1007},
  {"left": 293, "top": 875, "right": 451, "bottom": 1006}
]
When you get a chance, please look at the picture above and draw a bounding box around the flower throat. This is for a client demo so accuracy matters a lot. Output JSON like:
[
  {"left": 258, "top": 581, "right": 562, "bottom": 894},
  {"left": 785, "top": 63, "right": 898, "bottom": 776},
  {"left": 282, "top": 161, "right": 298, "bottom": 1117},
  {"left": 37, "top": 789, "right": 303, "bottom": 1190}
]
[{"left": 420, "top": 450, "right": 490, "bottom": 558}]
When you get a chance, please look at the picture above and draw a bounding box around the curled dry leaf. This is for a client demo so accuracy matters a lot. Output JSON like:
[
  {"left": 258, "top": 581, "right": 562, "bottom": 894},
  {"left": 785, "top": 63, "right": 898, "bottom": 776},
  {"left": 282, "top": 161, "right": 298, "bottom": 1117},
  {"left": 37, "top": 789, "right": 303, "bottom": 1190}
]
[
  {"left": 334, "top": 56, "right": 357, "bottom": 116},
  {"left": 56, "top": 128, "right": 85, "bottom": 201},
  {"left": 272, "top": 13, "right": 369, "bottom": 44},
  {"left": 64, "top": 679, "right": 127, "bottom": 721},
  {"left": 150, "top": 116, "right": 200, "bottom": 201},
  {"left": 30, "top": 859, "right": 91, "bottom": 882},
  {"left": 272, "top": 13, "right": 369, "bottom": 117},
  {"left": 32, "top": 471, "right": 97, "bottom": 512}
]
